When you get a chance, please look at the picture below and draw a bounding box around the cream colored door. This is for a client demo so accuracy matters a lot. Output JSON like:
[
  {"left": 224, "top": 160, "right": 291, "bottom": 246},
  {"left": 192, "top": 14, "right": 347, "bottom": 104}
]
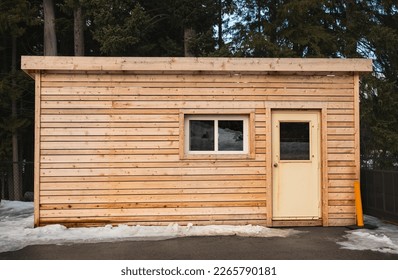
[{"left": 272, "top": 111, "right": 321, "bottom": 220}]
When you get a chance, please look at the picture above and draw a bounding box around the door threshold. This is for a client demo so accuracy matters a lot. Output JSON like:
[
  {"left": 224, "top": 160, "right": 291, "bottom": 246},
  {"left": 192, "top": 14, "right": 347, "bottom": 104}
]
[{"left": 271, "top": 219, "right": 323, "bottom": 227}]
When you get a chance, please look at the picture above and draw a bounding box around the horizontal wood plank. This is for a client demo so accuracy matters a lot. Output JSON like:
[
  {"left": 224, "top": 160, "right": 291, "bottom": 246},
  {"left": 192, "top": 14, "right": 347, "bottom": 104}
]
[
  {"left": 40, "top": 166, "right": 266, "bottom": 177},
  {"left": 41, "top": 127, "right": 179, "bottom": 136},
  {"left": 40, "top": 87, "right": 355, "bottom": 97},
  {"left": 40, "top": 174, "right": 267, "bottom": 183},
  {"left": 328, "top": 206, "right": 356, "bottom": 213},
  {"left": 328, "top": 218, "right": 355, "bottom": 226},
  {"left": 41, "top": 114, "right": 179, "bottom": 122},
  {"left": 40, "top": 193, "right": 267, "bottom": 204},
  {"left": 40, "top": 73, "right": 354, "bottom": 84},
  {"left": 41, "top": 141, "right": 179, "bottom": 149},
  {"left": 40, "top": 187, "right": 265, "bottom": 196},
  {"left": 40, "top": 180, "right": 266, "bottom": 190},
  {"left": 39, "top": 215, "right": 267, "bottom": 227},
  {"left": 40, "top": 206, "right": 268, "bottom": 218}
]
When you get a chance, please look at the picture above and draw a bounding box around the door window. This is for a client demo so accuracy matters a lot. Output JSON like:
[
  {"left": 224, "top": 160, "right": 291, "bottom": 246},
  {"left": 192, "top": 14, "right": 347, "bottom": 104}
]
[{"left": 279, "top": 122, "right": 310, "bottom": 160}]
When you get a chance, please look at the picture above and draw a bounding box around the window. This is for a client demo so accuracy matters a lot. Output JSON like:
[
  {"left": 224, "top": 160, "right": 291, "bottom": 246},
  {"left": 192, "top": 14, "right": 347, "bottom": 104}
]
[
  {"left": 279, "top": 122, "right": 310, "bottom": 160},
  {"left": 184, "top": 115, "right": 249, "bottom": 155}
]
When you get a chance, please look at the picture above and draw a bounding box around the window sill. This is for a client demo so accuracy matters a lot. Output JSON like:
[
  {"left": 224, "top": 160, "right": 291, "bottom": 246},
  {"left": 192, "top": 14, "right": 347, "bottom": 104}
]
[{"left": 181, "top": 154, "right": 254, "bottom": 160}]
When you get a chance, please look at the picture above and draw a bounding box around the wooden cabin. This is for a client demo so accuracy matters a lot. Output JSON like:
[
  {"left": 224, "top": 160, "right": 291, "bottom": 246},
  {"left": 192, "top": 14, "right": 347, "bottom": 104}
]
[{"left": 22, "top": 56, "right": 372, "bottom": 227}]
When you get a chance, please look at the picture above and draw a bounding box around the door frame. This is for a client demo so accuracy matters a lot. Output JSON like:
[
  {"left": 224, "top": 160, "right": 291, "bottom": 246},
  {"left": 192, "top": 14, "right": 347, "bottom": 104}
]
[
  {"left": 265, "top": 104, "right": 329, "bottom": 227},
  {"left": 272, "top": 110, "right": 321, "bottom": 221}
]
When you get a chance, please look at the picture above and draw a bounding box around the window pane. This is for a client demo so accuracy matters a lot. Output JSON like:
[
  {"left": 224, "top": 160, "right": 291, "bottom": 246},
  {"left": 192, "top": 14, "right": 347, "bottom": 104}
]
[
  {"left": 280, "top": 122, "right": 309, "bottom": 160},
  {"left": 189, "top": 120, "right": 214, "bottom": 151},
  {"left": 218, "top": 120, "right": 244, "bottom": 151}
]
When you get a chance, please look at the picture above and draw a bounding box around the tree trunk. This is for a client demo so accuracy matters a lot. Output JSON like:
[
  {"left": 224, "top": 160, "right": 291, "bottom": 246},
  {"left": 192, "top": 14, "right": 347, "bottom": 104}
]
[
  {"left": 256, "top": 0, "right": 262, "bottom": 33},
  {"left": 2, "top": 36, "right": 8, "bottom": 73},
  {"left": 43, "top": 0, "right": 57, "bottom": 56},
  {"left": 217, "top": 0, "right": 224, "bottom": 48},
  {"left": 74, "top": 4, "right": 85, "bottom": 56},
  {"left": 11, "top": 36, "right": 22, "bottom": 201},
  {"left": 184, "top": 27, "right": 195, "bottom": 57}
]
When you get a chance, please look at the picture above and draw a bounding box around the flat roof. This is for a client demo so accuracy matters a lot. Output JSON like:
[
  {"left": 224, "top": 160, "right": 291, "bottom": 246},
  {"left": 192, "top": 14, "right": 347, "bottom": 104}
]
[{"left": 21, "top": 56, "right": 373, "bottom": 77}]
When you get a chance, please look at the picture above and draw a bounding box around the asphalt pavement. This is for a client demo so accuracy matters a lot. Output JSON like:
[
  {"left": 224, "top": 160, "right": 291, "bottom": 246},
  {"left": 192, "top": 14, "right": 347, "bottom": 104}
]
[{"left": 1, "top": 226, "right": 397, "bottom": 260}]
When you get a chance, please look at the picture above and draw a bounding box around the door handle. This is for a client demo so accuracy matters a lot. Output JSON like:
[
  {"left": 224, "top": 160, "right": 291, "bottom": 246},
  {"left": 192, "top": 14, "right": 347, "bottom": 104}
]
[{"left": 273, "top": 163, "right": 278, "bottom": 167}]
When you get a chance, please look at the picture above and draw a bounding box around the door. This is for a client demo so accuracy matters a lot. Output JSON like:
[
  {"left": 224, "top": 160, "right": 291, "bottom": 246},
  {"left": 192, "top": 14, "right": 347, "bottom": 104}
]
[{"left": 272, "top": 111, "right": 321, "bottom": 220}]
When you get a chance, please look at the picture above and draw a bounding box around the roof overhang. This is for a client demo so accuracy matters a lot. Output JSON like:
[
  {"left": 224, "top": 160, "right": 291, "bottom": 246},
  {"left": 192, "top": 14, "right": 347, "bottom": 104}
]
[{"left": 21, "top": 56, "right": 373, "bottom": 78}]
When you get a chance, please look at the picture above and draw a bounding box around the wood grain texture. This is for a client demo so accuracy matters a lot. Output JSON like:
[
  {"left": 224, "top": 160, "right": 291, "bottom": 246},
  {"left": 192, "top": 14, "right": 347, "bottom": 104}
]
[
  {"left": 22, "top": 56, "right": 373, "bottom": 74},
  {"left": 23, "top": 59, "right": 368, "bottom": 227}
]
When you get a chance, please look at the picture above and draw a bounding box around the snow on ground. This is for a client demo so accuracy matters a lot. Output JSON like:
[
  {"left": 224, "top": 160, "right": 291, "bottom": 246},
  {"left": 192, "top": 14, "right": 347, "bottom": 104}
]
[
  {"left": 0, "top": 200, "right": 298, "bottom": 253},
  {"left": 337, "top": 215, "right": 398, "bottom": 255},
  {"left": 2, "top": 200, "right": 398, "bottom": 255}
]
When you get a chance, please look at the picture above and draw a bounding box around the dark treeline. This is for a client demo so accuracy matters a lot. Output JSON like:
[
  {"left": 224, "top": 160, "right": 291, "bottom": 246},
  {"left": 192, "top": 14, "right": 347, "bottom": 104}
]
[{"left": 1, "top": 0, "right": 398, "bottom": 171}]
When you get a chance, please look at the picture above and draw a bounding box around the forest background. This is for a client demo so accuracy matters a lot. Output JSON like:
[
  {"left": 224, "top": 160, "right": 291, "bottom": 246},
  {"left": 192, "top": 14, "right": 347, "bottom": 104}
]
[{"left": 1, "top": 0, "right": 397, "bottom": 194}]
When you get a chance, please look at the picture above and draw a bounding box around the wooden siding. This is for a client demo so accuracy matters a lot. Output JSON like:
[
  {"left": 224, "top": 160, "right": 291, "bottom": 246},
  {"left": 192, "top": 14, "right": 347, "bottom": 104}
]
[{"left": 33, "top": 70, "right": 358, "bottom": 227}]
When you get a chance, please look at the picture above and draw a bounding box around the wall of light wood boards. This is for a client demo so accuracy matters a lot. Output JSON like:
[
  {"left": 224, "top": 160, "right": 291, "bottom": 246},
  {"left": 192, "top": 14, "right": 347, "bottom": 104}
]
[{"left": 36, "top": 71, "right": 358, "bottom": 227}]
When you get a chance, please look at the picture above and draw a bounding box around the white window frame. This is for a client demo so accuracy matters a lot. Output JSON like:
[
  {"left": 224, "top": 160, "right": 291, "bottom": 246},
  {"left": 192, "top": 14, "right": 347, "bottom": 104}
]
[{"left": 184, "top": 115, "right": 249, "bottom": 155}]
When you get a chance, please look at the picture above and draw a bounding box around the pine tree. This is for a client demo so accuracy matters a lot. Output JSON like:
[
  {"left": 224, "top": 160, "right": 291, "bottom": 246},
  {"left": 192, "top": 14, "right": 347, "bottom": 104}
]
[
  {"left": 84, "top": 0, "right": 154, "bottom": 56},
  {"left": 152, "top": 0, "right": 219, "bottom": 57},
  {"left": 359, "top": 0, "right": 398, "bottom": 169},
  {"left": 0, "top": 0, "right": 38, "bottom": 199}
]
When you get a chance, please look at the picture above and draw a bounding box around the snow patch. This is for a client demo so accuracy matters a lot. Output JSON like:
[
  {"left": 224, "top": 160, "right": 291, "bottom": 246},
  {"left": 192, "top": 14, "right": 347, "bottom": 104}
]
[
  {"left": 337, "top": 215, "right": 398, "bottom": 255},
  {"left": 0, "top": 200, "right": 298, "bottom": 253}
]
